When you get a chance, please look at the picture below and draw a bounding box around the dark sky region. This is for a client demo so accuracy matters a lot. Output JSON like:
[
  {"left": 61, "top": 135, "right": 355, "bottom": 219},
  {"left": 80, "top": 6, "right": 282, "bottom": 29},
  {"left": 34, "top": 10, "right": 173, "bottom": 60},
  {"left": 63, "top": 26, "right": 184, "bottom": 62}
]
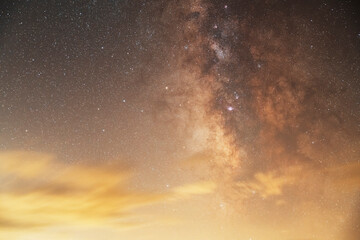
[{"left": 0, "top": 1, "right": 359, "bottom": 240}]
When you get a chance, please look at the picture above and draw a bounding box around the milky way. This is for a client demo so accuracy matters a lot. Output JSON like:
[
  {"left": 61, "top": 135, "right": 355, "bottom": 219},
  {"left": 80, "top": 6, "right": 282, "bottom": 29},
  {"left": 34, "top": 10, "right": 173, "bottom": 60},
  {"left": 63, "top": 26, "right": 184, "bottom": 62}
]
[{"left": 1, "top": 1, "right": 359, "bottom": 240}]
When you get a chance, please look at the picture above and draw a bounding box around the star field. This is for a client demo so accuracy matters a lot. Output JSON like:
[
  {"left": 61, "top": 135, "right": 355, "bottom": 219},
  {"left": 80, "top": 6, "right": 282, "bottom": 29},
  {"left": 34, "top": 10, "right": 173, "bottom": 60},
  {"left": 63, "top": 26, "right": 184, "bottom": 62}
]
[{"left": 0, "top": 1, "right": 360, "bottom": 239}]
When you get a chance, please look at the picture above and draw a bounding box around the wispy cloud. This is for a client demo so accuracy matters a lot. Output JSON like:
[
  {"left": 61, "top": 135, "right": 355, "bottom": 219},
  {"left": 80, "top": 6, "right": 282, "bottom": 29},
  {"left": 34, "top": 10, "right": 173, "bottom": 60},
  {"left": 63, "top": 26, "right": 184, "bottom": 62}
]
[
  {"left": 0, "top": 151, "right": 162, "bottom": 231},
  {"left": 234, "top": 162, "right": 360, "bottom": 203},
  {"left": 0, "top": 151, "right": 216, "bottom": 237},
  {"left": 235, "top": 166, "right": 299, "bottom": 200},
  {"left": 172, "top": 181, "right": 216, "bottom": 199}
]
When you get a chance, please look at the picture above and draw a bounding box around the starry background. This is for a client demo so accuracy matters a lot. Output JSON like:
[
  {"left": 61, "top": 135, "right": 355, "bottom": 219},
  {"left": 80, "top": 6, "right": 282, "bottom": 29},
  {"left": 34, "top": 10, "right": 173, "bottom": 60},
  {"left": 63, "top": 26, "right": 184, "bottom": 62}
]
[{"left": 0, "top": 0, "right": 360, "bottom": 240}]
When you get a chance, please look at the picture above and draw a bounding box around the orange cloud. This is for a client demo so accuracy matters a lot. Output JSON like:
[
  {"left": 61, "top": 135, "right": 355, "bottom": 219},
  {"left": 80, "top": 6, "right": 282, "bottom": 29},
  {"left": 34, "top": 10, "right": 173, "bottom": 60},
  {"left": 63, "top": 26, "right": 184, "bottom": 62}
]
[
  {"left": 0, "top": 151, "right": 216, "bottom": 239},
  {"left": 235, "top": 166, "right": 299, "bottom": 200},
  {"left": 172, "top": 181, "right": 216, "bottom": 198},
  {"left": 0, "top": 151, "right": 163, "bottom": 232},
  {"left": 234, "top": 162, "right": 360, "bottom": 203}
]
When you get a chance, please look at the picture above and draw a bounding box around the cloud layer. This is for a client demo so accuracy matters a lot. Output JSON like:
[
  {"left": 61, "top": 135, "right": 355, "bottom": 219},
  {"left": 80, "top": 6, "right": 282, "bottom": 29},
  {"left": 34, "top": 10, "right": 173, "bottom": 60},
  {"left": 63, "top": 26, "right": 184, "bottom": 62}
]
[{"left": 0, "top": 151, "right": 216, "bottom": 238}]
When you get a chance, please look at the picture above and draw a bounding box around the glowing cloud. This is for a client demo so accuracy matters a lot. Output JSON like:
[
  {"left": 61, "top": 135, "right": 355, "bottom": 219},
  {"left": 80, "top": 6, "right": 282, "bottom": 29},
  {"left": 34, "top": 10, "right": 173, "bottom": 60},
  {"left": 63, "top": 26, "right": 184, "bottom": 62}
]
[{"left": 0, "top": 151, "right": 216, "bottom": 239}]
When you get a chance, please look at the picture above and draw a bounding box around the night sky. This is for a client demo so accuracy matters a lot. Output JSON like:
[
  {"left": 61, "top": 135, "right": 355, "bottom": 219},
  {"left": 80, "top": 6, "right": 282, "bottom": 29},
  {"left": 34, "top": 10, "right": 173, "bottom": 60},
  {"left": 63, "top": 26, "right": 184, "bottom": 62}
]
[{"left": 1, "top": 0, "right": 360, "bottom": 239}]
